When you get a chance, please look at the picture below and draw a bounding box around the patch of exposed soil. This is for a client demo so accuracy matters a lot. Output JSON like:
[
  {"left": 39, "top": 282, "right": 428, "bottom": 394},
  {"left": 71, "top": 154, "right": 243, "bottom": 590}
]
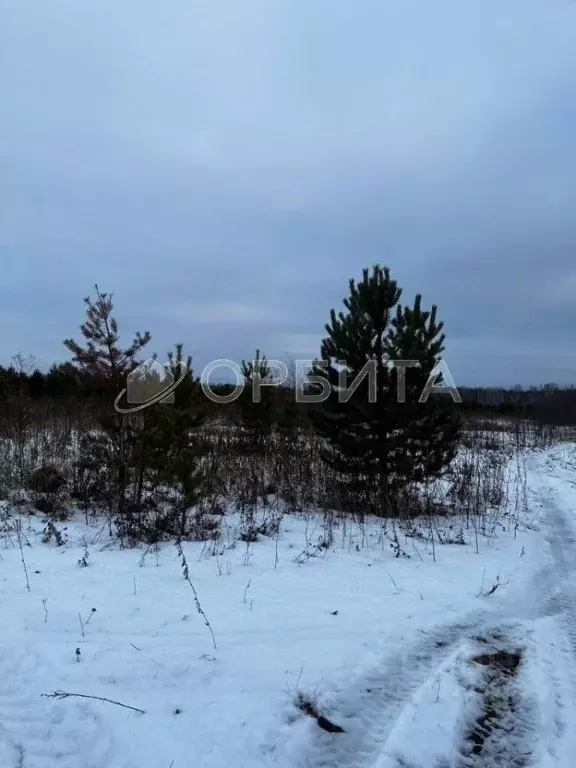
[{"left": 458, "top": 634, "right": 532, "bottom": 768}]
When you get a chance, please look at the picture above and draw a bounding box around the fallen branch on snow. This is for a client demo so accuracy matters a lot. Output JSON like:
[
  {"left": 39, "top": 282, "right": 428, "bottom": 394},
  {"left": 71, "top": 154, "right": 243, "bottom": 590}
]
[{"left": 41, "top": 690, "right": 146, "bottom": 714}]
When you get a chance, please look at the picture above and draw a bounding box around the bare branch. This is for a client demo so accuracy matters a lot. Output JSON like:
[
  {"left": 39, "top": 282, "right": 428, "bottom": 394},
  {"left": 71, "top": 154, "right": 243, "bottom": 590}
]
[{"left": 41, "top": 690, "right": 146, "bottom": 714}]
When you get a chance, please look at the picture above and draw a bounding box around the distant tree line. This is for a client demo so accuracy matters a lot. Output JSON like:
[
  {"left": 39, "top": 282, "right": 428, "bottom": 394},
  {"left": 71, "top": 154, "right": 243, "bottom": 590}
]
[{"left": 2, "top": 359, "right": 574, "bottom": 425}]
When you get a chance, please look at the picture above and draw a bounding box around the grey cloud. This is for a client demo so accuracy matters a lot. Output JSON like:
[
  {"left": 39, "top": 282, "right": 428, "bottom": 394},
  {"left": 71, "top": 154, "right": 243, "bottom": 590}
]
[{"left": 1, "top": 0, "right": 576, "bottom": 383}]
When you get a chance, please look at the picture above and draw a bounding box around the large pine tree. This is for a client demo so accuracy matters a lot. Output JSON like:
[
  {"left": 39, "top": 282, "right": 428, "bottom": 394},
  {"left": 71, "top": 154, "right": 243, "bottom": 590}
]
[{"left": 310, "top": 265, "right": 460, "bottom": 516}]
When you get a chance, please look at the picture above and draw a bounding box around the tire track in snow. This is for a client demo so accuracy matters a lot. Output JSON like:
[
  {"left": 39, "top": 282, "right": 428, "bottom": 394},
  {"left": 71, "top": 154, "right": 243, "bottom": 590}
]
[
  {"left": 534, "top": 477, "right": 576, "bottom": 671},
  {"left": 455, "top": 628, "right": 536, "bottom": 768},
  {"left": 526, "top": 617, "right": 571, "bottom": 765},
  {"left": 281, "top": 614, "right": 493, "bottom": 768},
  {"left": 280, "top": 622, "right": 541, "bottom": 768},
  {"left": 516, "top": 461, "right": 576, "bottom": 766},
  {"left": 277, "top": 458, "right": 576, "bottom": 768},
  {"left": 0, "top": 641, "right": 136, "bottom": 768}
]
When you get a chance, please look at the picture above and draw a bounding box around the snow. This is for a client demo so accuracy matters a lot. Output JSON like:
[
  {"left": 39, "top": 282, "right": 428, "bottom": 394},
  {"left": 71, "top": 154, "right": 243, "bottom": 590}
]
[{"left": 1, "top": 443, "right": 576, "bottom": 767}]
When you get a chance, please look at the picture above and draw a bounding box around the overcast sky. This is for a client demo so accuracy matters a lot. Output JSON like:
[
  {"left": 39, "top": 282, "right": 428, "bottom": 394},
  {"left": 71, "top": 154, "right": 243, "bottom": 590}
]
[{"left": 1, "top": 0, "right": 576, "bottom": 386}]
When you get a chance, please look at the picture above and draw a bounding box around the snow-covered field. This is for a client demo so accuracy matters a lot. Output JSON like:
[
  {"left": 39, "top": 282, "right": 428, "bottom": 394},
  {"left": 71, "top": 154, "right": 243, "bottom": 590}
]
[{"left": 2, "top": 444, "right": 576, "bottom": 767}]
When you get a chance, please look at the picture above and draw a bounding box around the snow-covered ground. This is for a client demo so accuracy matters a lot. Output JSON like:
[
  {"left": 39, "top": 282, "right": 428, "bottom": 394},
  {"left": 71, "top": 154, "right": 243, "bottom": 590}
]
[{"left": 1, "top": 444, "right": 576, "bottom": 767}]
